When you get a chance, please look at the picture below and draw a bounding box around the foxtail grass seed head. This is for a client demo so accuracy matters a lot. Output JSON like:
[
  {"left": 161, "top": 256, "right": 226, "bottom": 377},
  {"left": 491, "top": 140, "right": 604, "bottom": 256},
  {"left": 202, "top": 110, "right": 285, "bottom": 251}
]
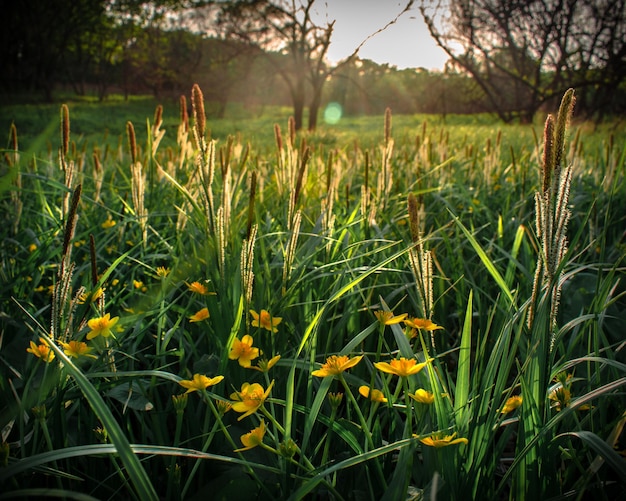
[
  {"left": 274, "top": 123, "right": 283, "bottom": 151},
  {"left": 384, "top": 107, "right": 392, "bottom": 146},
  {"left": 192, "top": 83, "right": 206, "bottom": 143},
  {"left": 126, "top": 121, "right": 137, "bottom": 165},
  {"left": 408, "top": 193, "right": 421, "bottom": 243},
  {"left": 61, "top": 104, "right": 70, "bottom": 158},
  {"left": 541, "top": 115, "right": 555, "bottom": 194},
  {"left": 554, "top": 88, "right": 576, "bottom": 177},
  {"left": 179, "top": 94, "right": 189, "bottom": 133},
  {"left": 153, "top": 104, "right": 163, "bottom": 132},
  {"left": 288, "top": 116, "right": 296, "bottom": 148},
  {"left": 246, "top": 171, "right": 257, "bottom": 240}
]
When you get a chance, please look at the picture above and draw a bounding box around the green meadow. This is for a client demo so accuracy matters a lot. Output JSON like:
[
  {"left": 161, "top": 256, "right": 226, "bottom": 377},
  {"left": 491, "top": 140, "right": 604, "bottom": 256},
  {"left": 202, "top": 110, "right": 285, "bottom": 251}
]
[{"left": 1, "top": 88, "right": 625, "bottom": 500}]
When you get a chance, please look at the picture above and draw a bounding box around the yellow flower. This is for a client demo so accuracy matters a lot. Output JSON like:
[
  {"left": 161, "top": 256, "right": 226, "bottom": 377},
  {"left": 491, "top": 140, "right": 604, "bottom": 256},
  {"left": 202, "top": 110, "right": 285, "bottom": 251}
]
[
  {"left": 189, "top": 307, "right": 210, "bottom": 322},
  {"left": 234, "top": 420, "right": 266, "bottom": 452},
  {"left": 404, "top": 317, "right": 444, "bottom": 331},
  {"left": 419, "top": 432, "right": 468, "bottom": 448},
  {"left": 249, "top": 355, "right": 281, "bottom": 372},
  {"left": 101, "top": 217, "right": 116, "bottom": 229},
  {"left": 409, "top": 388, "right": 435, "bottom": 404},
  {"left": 216, "top": 400, "right": 232, "bottom": 415},
  {"left": 26, "top": 337, "right": 55, "bottom": 363},
  {"left": 311, "top": 354, "right": 363, "bottom": 378},
  {"left": 156, "top": 266, "right": 170, "bottom": 278},
  {"left": 59, "top": 340, "right": 96, "bottom": 359},
  {"left": 230, "top": 381, "right": 274, "bottom": 421},
  {"left": 250, "top": 309, "right": 282, "bottom": 333},
  {"left": 178, "top": 373, "right": 224, "bottom": 394},
  {"left": 86, "top": 313, "right": 120, "bottom": 340},
  {"left": 229, "top": 335, "right": 260, "bottom": 367},
  {"left": 549, "top": 386, "right": 571, "bottom": 412},
  {"left": 359, "top": 385, "right": 388, "bottom": 403},
  {"left": 500, "top": 395, "right": 523, "bottom": 414},
  {"left": 375, "top": 310, "right": 408, "bottom": 326},
  {"left": 28, "top": 243, "right": 37, "bottom": 252},
  {"left": 187, "top": 281, "right": 209, "bottom": 295},
  {"left": 374, "top": 357, "right": 432, "bottom": 377},
  {"left": 133, "top": 280, "right": 144, "bottom": 289}
]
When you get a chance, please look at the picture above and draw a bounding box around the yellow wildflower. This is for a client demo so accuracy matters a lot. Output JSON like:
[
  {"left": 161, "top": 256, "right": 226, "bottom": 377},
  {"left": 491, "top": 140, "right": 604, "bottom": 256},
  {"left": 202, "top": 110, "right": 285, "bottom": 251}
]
[
  {"left": 86, "top": 313, "right": 120, "bottom": 340},
  {"left": 216, "top": 400, "right": 232, "bottom": 415},
  {"left": 28, "top": 243, "right": 37, "bottom": 252},
  {"left": 133, "top": 280, "right": 144, "bottom": 289},
  {"left": 311, "top": 354, "right": 363, "bottom": 378},
  {"left": 156, "top": 266, "right": 170, "bottom": 278},
  {"left": 419, "top": 432, "right": 468, "bottom": 448},
  {"left": 409, "top": 388, "right": 435, "bottom": 404},
  {"left": 101, "top": 217, "right": 116, "bottom": 229},
  {"left": 26, "top": 337, "right": 55, "bottom": 363},
  {"left": 549, "top": 387, "right": 571, "bottom": 412},
  {"left": 404, "top": 317, "right": 444, "bottom": 331},
  {"left": 250, "top": 309, "right": 282, "bottom": 333},
  {"left": 230, "top": 381, "right": 274, "bottom": 421},
  {"left": 187, "top": 281, "right": 209, "bottom": 295},
  {"left": 189, "top": 307, "right": 210, "bottom": 322},
  {"left": 249, "top": 355, "right": 281, "bottom": 373},
  {"left": 178, "top": 374, "right": 224, "bottom": 394},
  {"left": 229, "top": 335, "right": 260, "bottom": 367},
  {"left": 59, "top": 340, "right": 96, "bottom": 359},
  {"left": 375, "top": 310, "right": 408, "bottom": 326},
  {"left": 500, "top": 395, "right": 523, "bottom": 414},
  {"left": 359, "top": 385, "right": 388, "bottom": 403},
  {"left": 374, "top": 357, "right": 432, "bottom": 377},
  {"left": 234, "top": 420, "right": 266, "bottom": 452}
]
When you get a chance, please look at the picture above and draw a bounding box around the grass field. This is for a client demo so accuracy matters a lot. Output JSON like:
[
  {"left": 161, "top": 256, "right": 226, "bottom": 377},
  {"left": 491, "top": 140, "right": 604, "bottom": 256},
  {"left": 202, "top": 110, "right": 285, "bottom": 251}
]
[{"left": 1, "top": 88, "right": 625, "bottom": 500}]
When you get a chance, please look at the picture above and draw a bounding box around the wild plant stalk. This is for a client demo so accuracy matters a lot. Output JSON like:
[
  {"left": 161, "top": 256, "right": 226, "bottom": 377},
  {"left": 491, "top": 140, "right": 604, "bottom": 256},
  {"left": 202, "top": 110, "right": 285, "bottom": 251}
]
[
  {"left": 60, "top": 104, "right": 75, "bottom": 221},
  {"left": 191, "top": 83, "right": 216, "bottom": 236},
  {"left": 128, "top": 121, "right": 148, "bottom": 245},
  {"left": 377, "top": 107, "right": 394, "bottom": 211},
  {"left": 8, "top": 123, "right": 22, "bottom": 235},
  {"left": 527, "top": 88, "right": 575, "bottom": 347},
  {"left": 407, "top": 193, "right": 434, "bottom": 324}
]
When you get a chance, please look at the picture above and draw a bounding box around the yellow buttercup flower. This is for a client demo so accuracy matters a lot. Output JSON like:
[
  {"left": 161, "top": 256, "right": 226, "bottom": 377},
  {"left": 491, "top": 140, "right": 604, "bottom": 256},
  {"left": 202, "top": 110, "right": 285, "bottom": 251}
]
[
  {"left": 419, "top": 432, "right": 468, "bottom": 448},
  {"left": 404, "top": 317, "right": 444, "bottom": 331},
  {"left": 234, "top": 420, "right": 266, "bottom": 452},
  {"left": 250, "top": 309, "right": 282, "bottom": 333},
  {"left": 230, "top": 381, "right": 274, "bottom": 421},
  {"left": 409, "top": 388, "right": 435, "bottom": 404},
  {"left": 189, "top": 307, "right": 210, "bottom": 322},
  {"left": 249, "top": 355, "right": 281, "bottom": 372},
  {"left": 311, "top": 354, "right": 363, "bottom": 378},
  {"left": 101, "top": 217, "right": 116, "bottom": 229},
  {"left": 156, "top": 266, "right": 170, "bottom": 278},
  {"left": 549, "top": 387, "right": 571, "bottom": 412},
  {"left": 187, "top": 281, "right": 209, "bottom": 295},
  {"left": 359, "top": 385, "right": 388, "bottom": 403},
  {"left": 374, "top": 310, "right": 408, "bottom": 326},
  {"left": 178, "top": 373, "right": 224, "bottom": 394},
  {"left": 374, "top": 357, "right": 432, "bottom": 377},
  {"left": 500, "top": 395, "right": 523, "bottom": 414},
  {"left": 229, "top": 335, "right": 260, "bottom": 367},
  {"left": 59, "top": 340, "right": 96, "bottom": 359},
  {"left": 86, "top": 313, "right": 120, "bottom": 340},
  {"left": 26, "top": 337, "right": 55, "bottom": 363}
]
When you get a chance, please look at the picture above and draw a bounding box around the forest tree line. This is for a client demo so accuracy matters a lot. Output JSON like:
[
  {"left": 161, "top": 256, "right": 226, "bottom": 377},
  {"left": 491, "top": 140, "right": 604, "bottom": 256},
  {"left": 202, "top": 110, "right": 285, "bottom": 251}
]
[{"left": 3, "top": 0, "right": 625, "bottom": 126}]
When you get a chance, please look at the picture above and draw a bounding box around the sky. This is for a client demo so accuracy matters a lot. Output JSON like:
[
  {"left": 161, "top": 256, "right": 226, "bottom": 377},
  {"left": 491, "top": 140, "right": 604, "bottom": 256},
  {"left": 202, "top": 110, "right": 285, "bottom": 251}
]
[{"left": 319, "top": 1, "right": 449, "bottom": 71}]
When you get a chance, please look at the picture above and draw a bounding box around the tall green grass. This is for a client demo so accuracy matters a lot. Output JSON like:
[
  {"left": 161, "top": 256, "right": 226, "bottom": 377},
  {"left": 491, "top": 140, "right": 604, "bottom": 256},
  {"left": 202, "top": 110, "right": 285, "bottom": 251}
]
[{"left": 1, "top": 88, "right": 625, "bottom": 499}]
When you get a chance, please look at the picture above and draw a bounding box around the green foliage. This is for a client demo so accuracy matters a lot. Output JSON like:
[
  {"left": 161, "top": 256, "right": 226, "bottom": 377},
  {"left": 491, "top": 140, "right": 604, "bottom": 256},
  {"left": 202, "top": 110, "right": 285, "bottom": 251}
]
[{"left": 1, "top": 89, "right": 625, "bottom": 499}]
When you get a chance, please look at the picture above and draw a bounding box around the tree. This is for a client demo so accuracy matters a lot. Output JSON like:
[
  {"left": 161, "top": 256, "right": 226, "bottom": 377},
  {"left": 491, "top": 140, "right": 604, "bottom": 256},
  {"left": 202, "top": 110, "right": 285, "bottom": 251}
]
[
  {"left": 211, "top": 0, "right": 413, "bottom": 130},
  {"left": 420, "top": 0, "right": 626, "bottom": 122}
]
